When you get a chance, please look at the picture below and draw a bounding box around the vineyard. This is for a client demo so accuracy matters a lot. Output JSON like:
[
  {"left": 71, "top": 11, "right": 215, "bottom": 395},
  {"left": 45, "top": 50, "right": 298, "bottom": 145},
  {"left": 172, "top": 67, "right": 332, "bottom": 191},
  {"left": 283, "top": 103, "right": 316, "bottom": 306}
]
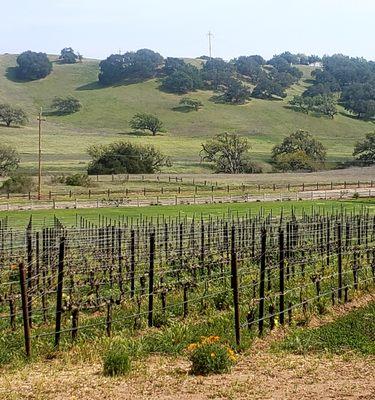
[{"left": 0, "top": 207, "right": 374, "bottom": 362}]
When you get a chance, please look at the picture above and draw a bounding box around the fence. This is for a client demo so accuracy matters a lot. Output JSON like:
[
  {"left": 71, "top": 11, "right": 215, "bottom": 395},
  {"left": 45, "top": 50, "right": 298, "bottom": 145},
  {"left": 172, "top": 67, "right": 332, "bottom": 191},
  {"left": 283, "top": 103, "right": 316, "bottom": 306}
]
[{"left": 0, "top": 209, "right": 374, "bottom": 357}]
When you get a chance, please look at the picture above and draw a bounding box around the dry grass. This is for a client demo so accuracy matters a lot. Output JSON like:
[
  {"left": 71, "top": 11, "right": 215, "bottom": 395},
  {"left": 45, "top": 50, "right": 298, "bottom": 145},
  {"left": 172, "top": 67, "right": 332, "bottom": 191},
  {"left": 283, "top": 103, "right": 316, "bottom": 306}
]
[{"left": 1, "top": 295, "right": 374, "bottom": 400}]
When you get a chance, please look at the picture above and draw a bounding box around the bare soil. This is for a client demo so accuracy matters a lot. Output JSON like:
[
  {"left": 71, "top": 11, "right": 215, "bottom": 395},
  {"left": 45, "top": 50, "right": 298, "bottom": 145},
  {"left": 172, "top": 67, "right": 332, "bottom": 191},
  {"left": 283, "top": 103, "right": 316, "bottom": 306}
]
[{"left": 1, "top": 294, "right": 374, "bottom": 400}]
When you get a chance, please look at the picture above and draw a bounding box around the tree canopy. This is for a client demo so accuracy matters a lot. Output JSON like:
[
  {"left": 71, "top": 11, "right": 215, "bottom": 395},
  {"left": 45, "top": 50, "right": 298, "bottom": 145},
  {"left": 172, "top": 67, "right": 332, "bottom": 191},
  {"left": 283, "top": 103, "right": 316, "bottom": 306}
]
[
  {"left": 87, "top": 142, "right": 170, "bottom": 174},
  {"left": 51, "top": 96, "right": 82, "bottom": 115},
  {"left": 353, "top": 132, "right": 375, "bottom": 165},
  {"left": 272, "top": 130, "right": 326, "bottom": 171},
  {"left": 59, "top": 47, "right": 80, "bottom": 64},
  {"left": 0, "top": 145, "right": 20, "bottom": 176},
  {"left": 98, "top": 49, "right": 164, "bottom": 85},
  {"left": 16, "top": 51, "right": 52, "bottom": 80},
  {"left": 0, "top": 104, "right": 28, "bottom": 127},
  {"left": 200, "top": 132, "right": 261, "bottom": 173},
  {"left": 129, "top": 113, "right": 164, "bottom": 136}
]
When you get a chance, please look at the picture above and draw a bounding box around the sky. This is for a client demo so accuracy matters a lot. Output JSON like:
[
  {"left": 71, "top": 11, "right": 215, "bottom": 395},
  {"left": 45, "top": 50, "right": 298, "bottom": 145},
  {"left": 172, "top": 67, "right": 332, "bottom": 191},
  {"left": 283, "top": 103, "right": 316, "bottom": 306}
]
[{"left": 1, "top": 0, "right": 374, "bottom": 60}]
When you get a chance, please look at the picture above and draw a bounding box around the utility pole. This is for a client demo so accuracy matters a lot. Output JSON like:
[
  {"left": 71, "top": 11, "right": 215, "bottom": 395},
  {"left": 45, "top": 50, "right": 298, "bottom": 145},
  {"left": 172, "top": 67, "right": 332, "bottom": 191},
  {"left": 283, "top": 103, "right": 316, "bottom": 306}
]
[
  {"left": 37, "top": 108, "right": 45, "bottom": 201},
  {"left": 208, "top": 31, "right": 213, "bottom": 58}
]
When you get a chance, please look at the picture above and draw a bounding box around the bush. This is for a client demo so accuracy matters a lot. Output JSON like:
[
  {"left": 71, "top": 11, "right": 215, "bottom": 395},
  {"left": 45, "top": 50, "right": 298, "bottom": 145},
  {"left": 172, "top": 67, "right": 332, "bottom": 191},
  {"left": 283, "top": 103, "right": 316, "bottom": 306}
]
[
  {"left": 103, "top": 341, "right": 132, "bottom": 377},
  {"left": 87, "top": 141, "right": 171, "bottom": 175},
  {"left": 51, "top": 96, "right": 82, "bottom": 115},
  {"left": 187, "top": 336, "right": 236, "bottom": 375},
  {"left": 65, "top": 174, "right": 91, "bottom": 187},
  {"left": 1, "top": 174, "right": 33, "bottom": 194}
]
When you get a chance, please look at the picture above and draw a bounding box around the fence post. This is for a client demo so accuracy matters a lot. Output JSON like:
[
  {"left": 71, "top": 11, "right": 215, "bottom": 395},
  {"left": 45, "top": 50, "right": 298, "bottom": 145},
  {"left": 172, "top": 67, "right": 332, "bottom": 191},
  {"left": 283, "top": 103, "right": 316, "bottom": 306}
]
[
  {"left": 54, "top": 237, "right": 66, "bottom": 349},
  {"left": 337, "top": 223, "right": 343, "bottom": 302},
  {"left": 148, "top": 231, "right": 155, "bottom": 327},
  {"left": 258, "top": 227, "right": 266, "bottom": 336},
  {"left": 130, "top": 229, "right": 135, "bottom": 298},
  {"left": 279, "top": 229, "right": 285, "bottom": 325},
  {"left": 231, "top": 225, "right": 241, "bottom": 347},
  {"left": 19, "top": 262, "right": 31, "bottom": 358}
]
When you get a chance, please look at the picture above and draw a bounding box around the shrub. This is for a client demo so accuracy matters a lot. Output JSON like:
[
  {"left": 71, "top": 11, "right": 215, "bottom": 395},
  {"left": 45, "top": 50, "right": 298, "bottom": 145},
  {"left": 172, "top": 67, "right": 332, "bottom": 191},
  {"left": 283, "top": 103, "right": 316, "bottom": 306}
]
[
  {"left": 187, "top": 336, "right": 236, "bottom": 375},
  {"left": 65, "top": 174, "right": 91, "bottom": 187},
  {"left": 87, "top": 141, "right": 171, "bottom": 175},
  {"left": 103, "top": 341, "right": 132, "bottom": 377},
  {"left": 1, "top": 174, "right": 33, "bottom": 194},
  {"left": 51, "top": 96, "right": 82, "bottom": 115},
  {"left": 179, "top": 97, "right": 203, "bottom": 111}
]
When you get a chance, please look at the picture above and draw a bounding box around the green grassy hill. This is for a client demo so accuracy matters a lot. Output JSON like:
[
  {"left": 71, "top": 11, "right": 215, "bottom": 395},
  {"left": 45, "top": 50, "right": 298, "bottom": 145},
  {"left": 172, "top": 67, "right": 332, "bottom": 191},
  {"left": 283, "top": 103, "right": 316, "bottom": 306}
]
[{"left": 0, "top": 54, "right": 373, "bottom": 174}]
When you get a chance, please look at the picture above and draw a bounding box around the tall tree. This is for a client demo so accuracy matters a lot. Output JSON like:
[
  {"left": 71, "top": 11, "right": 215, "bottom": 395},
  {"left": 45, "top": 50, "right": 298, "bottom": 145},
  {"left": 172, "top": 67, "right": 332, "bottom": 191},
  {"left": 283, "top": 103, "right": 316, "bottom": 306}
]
[
  {"left": 353, "top": 132, "right": 375, "bottom": 165},
  {"left": 59, "top": 47, "right": 79, "bottom": 64},
  {"left": 16, "top": 51, "right": 52, "bottom": 80}
]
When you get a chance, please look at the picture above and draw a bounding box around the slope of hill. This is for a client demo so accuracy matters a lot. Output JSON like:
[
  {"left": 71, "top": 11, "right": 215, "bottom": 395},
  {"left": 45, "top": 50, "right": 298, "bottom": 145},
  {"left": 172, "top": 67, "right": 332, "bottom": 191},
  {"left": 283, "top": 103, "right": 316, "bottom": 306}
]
[{"left": 0, "top": 54, "right": 373, "bottom": 174}]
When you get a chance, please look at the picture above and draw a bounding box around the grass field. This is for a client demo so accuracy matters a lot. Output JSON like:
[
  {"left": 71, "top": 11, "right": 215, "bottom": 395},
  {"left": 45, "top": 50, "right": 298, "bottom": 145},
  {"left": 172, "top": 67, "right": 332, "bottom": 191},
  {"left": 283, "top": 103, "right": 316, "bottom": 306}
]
[
  {"left": 1, "top": 54, "right": 374, "bottom": 174},
  {"left": 2, "top": 198, "right": 374, "bottom": 227}
]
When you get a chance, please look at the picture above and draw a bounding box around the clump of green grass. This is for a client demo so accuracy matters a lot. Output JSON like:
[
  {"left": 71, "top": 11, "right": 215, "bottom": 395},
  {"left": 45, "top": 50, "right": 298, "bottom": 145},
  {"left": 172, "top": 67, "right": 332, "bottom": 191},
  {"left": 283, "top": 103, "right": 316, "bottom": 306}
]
[
  {"left": 103, "top": 341, "right": 132, "bottom": 377},
  {"left": 277, "top": 301, "right": 375, "bottom": 355}
]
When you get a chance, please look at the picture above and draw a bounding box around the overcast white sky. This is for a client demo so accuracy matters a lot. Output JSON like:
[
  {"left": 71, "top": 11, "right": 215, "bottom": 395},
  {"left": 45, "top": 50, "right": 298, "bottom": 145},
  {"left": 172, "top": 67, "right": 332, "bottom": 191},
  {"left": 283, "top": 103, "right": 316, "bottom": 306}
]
[{"left": 1, "top": 0, "right": 374, "bottom": 60}]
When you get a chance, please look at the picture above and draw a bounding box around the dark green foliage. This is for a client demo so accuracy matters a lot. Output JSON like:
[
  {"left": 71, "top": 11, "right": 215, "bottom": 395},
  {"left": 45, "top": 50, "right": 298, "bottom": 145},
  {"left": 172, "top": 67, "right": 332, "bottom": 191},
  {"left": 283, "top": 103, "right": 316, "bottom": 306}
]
[
  {"left": 289, "top": 94, "right": 337, "bottom": 118},
  {"left": 179, "top": 97, "right": 203, "bottom": 111},
  {"left": 268, "top": 55, "right": 303, "bottom": 80},
  {"left": 103, "top": 342, "right": 131, "bottom": 376},
  {"left": 163, "top": 57, "right": 186, "bottom": 75},
  {"left": 51, "top": 96, "right": 82, "bottom": 115},
  {"left": 1, "top": 174, "right": 33, "bottom": 193},
  {"left": 201, "top": 132, "right": 260, "bottom": 173},
  {"left": 233, "top": 55, "right": 266, "bottom": 83},
  {"left": 161, "top": 65, "right": 202, "bottom": 94},
  {"left": 98, "top": 49, "right": 164, "bottom": 85},
  {"left": 129, "top": 113, "right": 164, "bottom": 135},
  {"left": 252, "top": 78, "right": 286, "bottom": 99},
  {"left": 341, "top": 83, "right": 375, "bottom": 119},
  {"left": 87, "top": 141, "right": 170, "bottom": 175},
  {"left": 272, "top": 130, "right": 326, "bottom": 171},
  {"left": 303, "top": 83, "right": 335, "bottom": 98},
  {"left": 219, "top": 79, "right": 252, "bottom": 104},
  {"left": 16, "top": 51, "right": 52, "bottom": 80},
  {"left": 59, "top": 47, "right": 79, "bottom": 64},
  {"left": 65, "top": 174, "right": 91, "bottom": 187},
  {"left": 0, "top": 145, "right": 20, "bottom": 176},
  {"left": 0, "top": 104, "right": 28, "bottom": 127},
  {"left": 279, "top": 302, "right": 375, "bottom": 355},
  {"left": 202, "top": 58, "right": 235, "bottom": 89},
  {"left": 353, "top": 132, "right": 375, "bottom": 165}
]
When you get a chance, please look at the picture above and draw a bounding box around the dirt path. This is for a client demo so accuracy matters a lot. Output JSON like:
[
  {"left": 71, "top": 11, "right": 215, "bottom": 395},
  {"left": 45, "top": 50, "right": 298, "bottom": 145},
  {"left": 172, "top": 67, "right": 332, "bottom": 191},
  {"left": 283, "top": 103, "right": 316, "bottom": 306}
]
[
  {"left": 1, "top": 187, "right": 374, "bottom": 213},
  {"left": 1, "top": 295, "right": 374, "bottom": 400}
]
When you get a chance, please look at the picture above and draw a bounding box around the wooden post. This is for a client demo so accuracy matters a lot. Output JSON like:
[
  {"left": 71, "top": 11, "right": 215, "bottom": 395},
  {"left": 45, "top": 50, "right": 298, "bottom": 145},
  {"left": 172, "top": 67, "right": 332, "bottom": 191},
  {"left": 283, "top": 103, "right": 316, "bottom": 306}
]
[
  {"left": 258, "top": 227, "right": 266, "bottom": 336},
  {"left": 130, "top": 230, "right": 135, "bottom": 298},
  {"left": 54, "top": 237, "right": 65, "bottom": 349},
  {"left": 279, "top": 229, "right": 285, "bottom": 325},
  {"left": 231, "top": 225, "right": 241, "bottom": 346},
  {"left": 148, "top": 231, "right": 155, "bottom": 327},
  {"left": 337, "top": 223, "right": 343, "bottom": 302},
  {"left": 19, "top": 262, "right": 31, "bottom": 358}
]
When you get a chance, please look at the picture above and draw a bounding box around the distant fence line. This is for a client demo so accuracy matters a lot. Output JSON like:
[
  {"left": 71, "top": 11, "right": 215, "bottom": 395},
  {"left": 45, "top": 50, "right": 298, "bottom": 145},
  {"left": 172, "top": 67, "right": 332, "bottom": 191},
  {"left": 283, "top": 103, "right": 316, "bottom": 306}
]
[{"left": 0, "top": 180, "right": 374, "bottom": 202}]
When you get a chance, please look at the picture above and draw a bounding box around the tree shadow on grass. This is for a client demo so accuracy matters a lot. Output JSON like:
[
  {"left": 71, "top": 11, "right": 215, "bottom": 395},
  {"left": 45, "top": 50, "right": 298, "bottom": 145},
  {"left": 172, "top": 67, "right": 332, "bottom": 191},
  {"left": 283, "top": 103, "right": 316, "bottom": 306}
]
[
  {"left": 5, "top": 67, "right": 33, "bottom": 83},
  {"left": 117, "top": 130, "right": 156, "bottom": 137},
  {"left": 76, "top": 77, "right": 151, "bottom": 91},
  {"left": 172, "top": 106, "right": 195, "bottom": 113}
]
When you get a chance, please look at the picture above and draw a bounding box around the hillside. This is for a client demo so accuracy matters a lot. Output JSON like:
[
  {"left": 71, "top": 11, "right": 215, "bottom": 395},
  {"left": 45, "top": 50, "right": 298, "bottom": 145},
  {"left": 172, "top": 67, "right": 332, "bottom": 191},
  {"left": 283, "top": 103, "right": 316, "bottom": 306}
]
[{"left": 0, "top": 54, "right": 373, "bottom": 174}]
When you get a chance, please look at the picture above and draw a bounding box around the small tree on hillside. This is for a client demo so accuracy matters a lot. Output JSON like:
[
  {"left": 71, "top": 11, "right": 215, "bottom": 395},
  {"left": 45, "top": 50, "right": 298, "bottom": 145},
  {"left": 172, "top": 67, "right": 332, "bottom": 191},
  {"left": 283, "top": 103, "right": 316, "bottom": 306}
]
[
  {"left": 179, "top": 97, "right": 203, "bottom": 111},
  {"left": 51, "top": 96, "right": 82, "bottom": 114},
  {"left": 353, "top": 132, "right": 375, "bottom": 165},
  {"left": 0, "top": 145, "right": 20, "bottom": 176},
  {"left": 272, "top": 130, "right": 326, "bottom": 171},
  {"left": 59, "top": 47, "right": 79, "bottom": 64},
  {"left": 200, "top": 132, "right": 261, "bottom": 173},
  {"left": 0, "top": 104, "right": 28, "bottom": 127},
  {"left": 220, "top": 79, "right": 252, "bottom": 104},
  {"left": 129, "top": 113, "right": 164, "bottom": 136},
  {"left": 252, "top": 78, "right": 286, "bottom": 99},
  {"left": 16, "top": 51, "right": 52, "bottom": 80}
]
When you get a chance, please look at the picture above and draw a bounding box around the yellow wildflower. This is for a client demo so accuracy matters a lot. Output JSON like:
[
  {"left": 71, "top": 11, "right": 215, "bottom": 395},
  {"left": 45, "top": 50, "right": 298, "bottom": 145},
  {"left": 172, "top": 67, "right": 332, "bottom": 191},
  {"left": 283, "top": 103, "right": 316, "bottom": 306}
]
[{"left": 187, "top": 343, "right": 198, "bottom": 352}]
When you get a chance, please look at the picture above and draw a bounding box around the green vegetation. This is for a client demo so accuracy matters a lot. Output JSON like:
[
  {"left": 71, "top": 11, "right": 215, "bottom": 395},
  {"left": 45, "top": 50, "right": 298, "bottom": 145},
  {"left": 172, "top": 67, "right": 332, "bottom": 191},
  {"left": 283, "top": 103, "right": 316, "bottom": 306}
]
[
  {"left": 278, "top": 301, "right": 375, "bottom": 355},
  {"left": 87, "top": 141, "right": 170, "bottom": 174},
  {"left": 0, "top": 145, "right": 20, "bottom": 176},
  {"left": 272, "top": 130, "right": 326, "bottom": 171},
  {"left": 129, "top": 112, "right": 164, "bottom": 136},
  {"left": 51, "top": 96, "right": 82, "bottom": 115},
  {"left": 103, "top": 341, "right": 132, "bottom": 376},
  {"left": 353, "top": 132, "right": 375, "bottom": 165},
  {"left": 0, "top": 104, "right": 28, "bottom": 127},
  {"left": 15, "top": 51, "right": 52, "bottom": 81},
  {"left": 59, "top": 47, "right": 81, "bottom": 64},
  {"left": 0, "top": 54, "right": 374, "bottom": 174},
  {"left": 1, "top": 174, "right": 33, "bottom": 193}
]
